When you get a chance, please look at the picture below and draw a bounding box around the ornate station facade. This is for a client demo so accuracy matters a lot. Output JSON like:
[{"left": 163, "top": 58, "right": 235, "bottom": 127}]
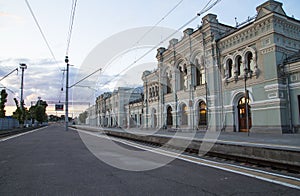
[{"left": 93, "top": 0, "right": 300, "bottom": 133}]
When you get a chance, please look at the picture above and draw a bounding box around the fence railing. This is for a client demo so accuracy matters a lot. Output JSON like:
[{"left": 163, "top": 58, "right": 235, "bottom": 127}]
[{"left": 0, "top": 118, "right": 19, "bottom": 130}]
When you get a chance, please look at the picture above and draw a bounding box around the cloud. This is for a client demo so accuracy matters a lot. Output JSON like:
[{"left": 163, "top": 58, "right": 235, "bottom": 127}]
[
  {"left": 0, "top": 11, "right": 22, "bottom": 21},
  {"left": 0, "top": 11, "right": 23, "bottom": 28},
  {"left": 0, "top": 58, "right": 64, "bottom": 106},
  {"left": 1, "top": 55, "right": 149, "bottom": 114}
]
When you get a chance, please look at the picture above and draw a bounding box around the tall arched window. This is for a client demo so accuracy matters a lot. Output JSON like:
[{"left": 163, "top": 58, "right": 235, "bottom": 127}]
[
  {"left": 196, "top": 66, "right": 201, "bottom": 86},
  {"left": 152, "top": 87, "right": 155, "bottom": 97},
  {"left": 152, "top": 108, "right": 157, "bottom": 128},
  {"left": 166, "top": 71, "right": 172, "bottom": 94},
  {"left": 235, "top": 56, "right": 242, "bottom": 76},
  {"left": 155, "top": 86, "right": 159, "bottom": 97},
  {"left": 179, "top": 66, "right": 185, "bottom": 90},
  {"left": 195, "top": 65, "right": 205, "bottom": 85},
  {"left": 198, "top": 101, "right": 207, "bottom": 126},
  {"left": 227, "top": 59, "right": 233, "bottom": 78},
  {"left": 167, "top": 106, "right": 173, "bottom": 127},
  {"left": 246, "top": 52, "right": 253, "bottom": 71},
  {"left": 149, "top": 88, "right": 152, "bottom": 98},
  {"left": 180, "top": 104, "right": 188, "bottom": 126},
  {"left": 237, "top": 96, "right": 252, "bottom": 132}
]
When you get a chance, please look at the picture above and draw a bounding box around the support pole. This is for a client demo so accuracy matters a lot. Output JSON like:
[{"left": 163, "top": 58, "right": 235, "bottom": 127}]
[
  {"left": 65, "top": 56, "right": 69, "bottom": 131},
  {"left": 245, "top": 79, "right": 249, "bottom": 136},
  {"left": 19, "top": 64, "right": 27, "bottom": 124}
]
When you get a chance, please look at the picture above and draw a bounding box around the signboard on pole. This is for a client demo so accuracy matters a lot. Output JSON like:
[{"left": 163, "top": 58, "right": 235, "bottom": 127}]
[{"left": 55, "top": 104, "right": 64, "bottom": 111}]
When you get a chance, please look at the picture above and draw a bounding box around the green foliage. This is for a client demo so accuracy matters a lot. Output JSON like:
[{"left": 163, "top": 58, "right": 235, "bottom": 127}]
[
  {"left": 79, "top": 111, "right": 88, "bottom": 123},
  {"left": 49, "top": 115, "right": 63, "bottom": 122},
  {"left": 0, "top": 89, "right": 8, "bottom": 118},
  {"left": 28, "top": 99, "right": 48, "bottom": 123},
  {"left": 12, "top": 98, "right": 28, "bottom": 124},
  {"left": 34, "top": 105, "right": 47, "bottom": 123},
  {"left": 12, "top": 98, "right": 48, "bottom": 124}
]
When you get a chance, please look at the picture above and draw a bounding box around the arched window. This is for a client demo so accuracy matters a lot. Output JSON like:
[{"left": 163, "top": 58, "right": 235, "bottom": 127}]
[
  {"left": 198, "top": 101, "right": 207, "bottom": 126},
  {"left": 246, "top": 52, "right": 253, "bottom": 71},
  {"left": 179, "top": 66, "right": 185, "bottom": 90},
  {"left": 155, "top": 86, "right": 159, "bottom": 97},
  {"left": 180, "top": 104, "right": 188, "bottom": 126},
  {"left": 235, "top": 56, "right": 242, "bottom": 76},
  {"left": 237, "top": 96, "right": 252, "bottom": 132},
  {"left": 195, "top": 58, "right": 206, "bottom": 85},
  {"left": 199, "top": 68, "right": 205, "bottom": 85},
  {"left": 195, "top": 59, "right": 201, "bottom": 86},
  {"left": 167, "top": 106, "right": 173, "bottom": 127},
  {"left": 152, "top": 87, "right": 155, "bottom": 97},
  {"left": 149, "top": 88, "right": 152, "bottom": 98},
  {"left": 196, "top": 66, "right": 201, "bottom": 86},
  {"left": 152, "top": 108, "right": 157, "bottom": 128},
  {"left": 167, "top": 76, "right": 172, "bottom": 94},
  {"left": 227, "top": 59, "right": 233, "bottom": 78}
]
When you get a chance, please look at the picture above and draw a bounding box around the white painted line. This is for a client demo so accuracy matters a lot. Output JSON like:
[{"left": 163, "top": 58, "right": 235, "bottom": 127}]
[
  {"left": 76, "top": 126, "right": 300, "bottom": 150},
  {"left": 75, "top": 128, "right": 300, "bottom": 190},
  {"left": 0, "top": 126, "right": 47, "bottom": 142}
]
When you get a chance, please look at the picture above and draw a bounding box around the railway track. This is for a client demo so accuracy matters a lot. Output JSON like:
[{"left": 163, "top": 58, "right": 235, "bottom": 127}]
[
  {"left": 0, "top": 126, "right": 45, "bottom": 139},
  {"left": 72, "top": 127, "right": 300, "bottom": 189},
  {"left": 106, "top": 133, "right": 300, "bottom": 174},
  {"left": 71, "top": 126, "right": 300, "bottom": 175}
]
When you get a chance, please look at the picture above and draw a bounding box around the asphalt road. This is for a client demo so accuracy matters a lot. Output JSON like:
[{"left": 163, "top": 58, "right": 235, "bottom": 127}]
[{"left": 0, "top": 124, "right": 299, "bottom": 196}]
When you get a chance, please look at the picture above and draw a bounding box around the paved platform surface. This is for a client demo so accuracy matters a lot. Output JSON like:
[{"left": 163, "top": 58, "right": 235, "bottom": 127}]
[
  {"left": 2, "top": 124, "right": 300, "bottom": 195},
  {"left": 75, "top": 126, "right": 300, "bottom": 151}
]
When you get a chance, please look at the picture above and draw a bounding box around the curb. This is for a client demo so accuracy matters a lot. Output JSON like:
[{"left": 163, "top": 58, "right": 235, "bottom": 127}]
[{"left": 73, "top": 125, "right": 300, "bottom": 172}]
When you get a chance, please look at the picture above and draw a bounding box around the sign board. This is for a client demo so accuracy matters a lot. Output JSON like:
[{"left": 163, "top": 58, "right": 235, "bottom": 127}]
[{"left": 55, "top": 104, "right": 64, "bottom": 111}]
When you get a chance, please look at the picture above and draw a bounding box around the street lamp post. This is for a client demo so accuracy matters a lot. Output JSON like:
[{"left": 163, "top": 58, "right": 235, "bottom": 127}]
[
  {"left": 65, "top": 56, "right": 69, "bottom": 131},
  {"left": 19, "top": 63, "right": 27, "bottom": 123},
  {"left": 244, "top": 67, "right": 252, "bottom": 136}
]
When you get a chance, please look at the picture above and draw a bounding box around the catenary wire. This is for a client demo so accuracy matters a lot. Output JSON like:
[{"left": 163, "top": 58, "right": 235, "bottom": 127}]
[
  {"left": 100, "top": 0, "right": 185, "bottom": 77},
  {"left": 71, "top": 0, "right": 211, "bottom": 89},
  {"left": 99, "top": 0, "right": 220, "bottom": 87},
  {"left": 66, "top": 0, "right": 78, "bottom": 56},
  {"left": 69, "top": 0, "right": 220, "bottom": 89},
  {"left": 24, "top": 0, "right": 62, "bottom": 70},
  {"left": 133, "top": 0, "right": 184, "bottom": 48}
]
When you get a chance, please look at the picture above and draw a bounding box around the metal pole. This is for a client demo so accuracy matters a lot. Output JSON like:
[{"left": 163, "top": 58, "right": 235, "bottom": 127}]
[
  {"left": 145, "top": 80, "right": 148, "bottom": 129},
  {"left": 19, "top": 64, "right": 27, "bottom": 114},
  {"left": 65, "top": 56, "right": 69, "bottom": 131},
  {"left": 245, "top": 75, "right": 249, "bottom": 136},
  {"left": 20, "top": 68, "right": 24, "bottom": 110}
]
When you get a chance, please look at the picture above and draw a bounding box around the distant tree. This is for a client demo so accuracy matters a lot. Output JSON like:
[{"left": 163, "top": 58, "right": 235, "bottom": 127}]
[
  {"left": 30, "top": 99, "right": 48, "bottom": 123},
  {"left": 34, "top": 105, "right": 48, "bottom": 123},
  {"left": 79, "top": 111, "right": 88, "bottom": 124},
  {"left": 12, "top": 98, "right": 23, "bottom": 124},
  {"left": 0, "top": 89, "right": 8, "bottom": 118},
  {"left": 12, "top": 98, "right": 30, "bottom": 125},
  {"left": 28, "top": 106, "right": 36, "bottom": 124}
]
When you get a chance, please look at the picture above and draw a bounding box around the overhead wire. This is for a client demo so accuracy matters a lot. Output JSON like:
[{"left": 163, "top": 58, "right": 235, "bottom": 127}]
[
  {"left": 69, "top": 68, "right": 102, "bottom": 88},
  {"left": 66, "top": 0, "right": 78, "bottom": 56},
  {"left": 132, "top": 0, "right": 184, "bottom": 48},
  {"left": 71, "top": 0, "right": 186, "bottom": 88},
  {"left": 25, "top": 0, "right": 67, "bottom": 107},
  {"left": 69, "top": 0, "right": 220, "bottom": 92},
  {"left": 25, "top": 0, "right": 61, "bottom": 70},
  {"left": 100, "top": 0, "right": 185, "bottom": 76},
  {"left": 24, "top": 0, "right": 79, "bottom": 106},
  {"left": 99, "top": 0, "right": 220, "bottom": 88}
]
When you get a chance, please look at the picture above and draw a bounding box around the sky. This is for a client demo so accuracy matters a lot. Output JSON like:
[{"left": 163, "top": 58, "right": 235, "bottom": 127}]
[{"left": 0, "top": 0, "right": 299, "bottom": 117}]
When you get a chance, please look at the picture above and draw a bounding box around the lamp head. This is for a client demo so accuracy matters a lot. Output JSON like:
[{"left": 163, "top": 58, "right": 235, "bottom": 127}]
[{"left": 19, "top": 63, "right": 27, "bottom": 69}]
